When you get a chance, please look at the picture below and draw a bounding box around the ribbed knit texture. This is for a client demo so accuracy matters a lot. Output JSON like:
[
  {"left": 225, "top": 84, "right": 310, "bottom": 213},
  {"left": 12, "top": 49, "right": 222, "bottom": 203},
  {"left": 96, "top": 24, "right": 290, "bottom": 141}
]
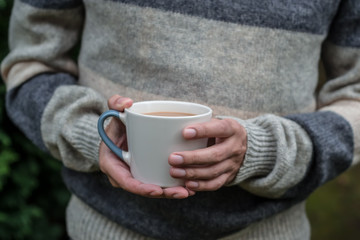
[
  {"left": 230, "top": 119, "right": 278, "bottom": 183},
  {"left": 41, "top": 85, "right": 108, "bottom": 171}
]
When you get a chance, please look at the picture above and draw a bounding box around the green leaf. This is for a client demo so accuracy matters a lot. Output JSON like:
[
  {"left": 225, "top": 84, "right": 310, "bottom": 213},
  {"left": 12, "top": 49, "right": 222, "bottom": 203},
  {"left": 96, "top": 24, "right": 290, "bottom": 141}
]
[
  {"left": 0, "top": 0, "right": 6, "bottom": 10},
  {"left": 0, "top": 130, "right": 12, "bottom": 147},
  {"left": 0, "top": 149, "right": 19, "bottom": 189}
]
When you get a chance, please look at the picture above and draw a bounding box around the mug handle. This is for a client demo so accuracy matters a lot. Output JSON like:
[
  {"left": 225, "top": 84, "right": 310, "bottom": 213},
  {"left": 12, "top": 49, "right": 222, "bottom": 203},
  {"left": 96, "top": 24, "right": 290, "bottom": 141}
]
[{"left": 97, "top": 110, "right": 131, "bottom": 165}]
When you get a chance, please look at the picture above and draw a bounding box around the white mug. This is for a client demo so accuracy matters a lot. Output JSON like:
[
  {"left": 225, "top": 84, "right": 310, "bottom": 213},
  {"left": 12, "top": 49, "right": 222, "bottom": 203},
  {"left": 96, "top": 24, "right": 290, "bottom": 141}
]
[{"left": 98, "top": 100, "right": 212, "bottom": 187}]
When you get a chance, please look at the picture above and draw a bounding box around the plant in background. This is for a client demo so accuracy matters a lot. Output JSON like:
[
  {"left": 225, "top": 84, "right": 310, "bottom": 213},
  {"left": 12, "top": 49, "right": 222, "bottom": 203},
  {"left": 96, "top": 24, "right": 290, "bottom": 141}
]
[
  {"left": 0, "top": 0, "right": 7, "bottom": 8},
  {"left": 0, "top": 0, "right": 70, "bottom": 239}
]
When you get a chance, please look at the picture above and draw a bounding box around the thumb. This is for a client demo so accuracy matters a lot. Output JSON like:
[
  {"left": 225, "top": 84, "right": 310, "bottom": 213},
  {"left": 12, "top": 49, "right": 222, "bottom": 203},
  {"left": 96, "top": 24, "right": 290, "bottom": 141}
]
[{"left": 108, "top": 95, "right": 133, "bottom": 111}]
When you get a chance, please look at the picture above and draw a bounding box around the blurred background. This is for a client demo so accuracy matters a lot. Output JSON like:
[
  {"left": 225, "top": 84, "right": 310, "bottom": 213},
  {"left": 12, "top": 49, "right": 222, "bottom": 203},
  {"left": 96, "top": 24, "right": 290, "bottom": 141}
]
[
  {"left": 0, "top": 0, "right": 359, "bottom": 239},
  {"left": 0, "top": 1, "right": 71, "bottom": 239}
]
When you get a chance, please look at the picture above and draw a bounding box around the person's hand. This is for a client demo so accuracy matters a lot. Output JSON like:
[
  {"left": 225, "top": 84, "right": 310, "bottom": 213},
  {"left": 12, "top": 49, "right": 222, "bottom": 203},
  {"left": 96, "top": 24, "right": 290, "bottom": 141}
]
[
  {"left": 99, "top": 95, "right": 194, "bottom": 199},
  {"left": 169, "top": 118, "right": 247, "bottom": 191}
]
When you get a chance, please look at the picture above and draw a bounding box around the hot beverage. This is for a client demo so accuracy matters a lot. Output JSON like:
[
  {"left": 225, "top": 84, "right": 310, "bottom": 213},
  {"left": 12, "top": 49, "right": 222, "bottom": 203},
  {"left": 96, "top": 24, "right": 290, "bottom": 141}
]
[
  {"left": 144, "top": 112, "right": 195, "bottom": 117},
  {"left": 98, "top": 100, "right": 212, "bottom": 186}
]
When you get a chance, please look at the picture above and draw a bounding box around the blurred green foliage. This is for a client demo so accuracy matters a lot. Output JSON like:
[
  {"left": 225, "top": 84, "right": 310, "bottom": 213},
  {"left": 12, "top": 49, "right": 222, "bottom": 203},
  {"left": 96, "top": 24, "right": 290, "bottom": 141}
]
[
  {"left": 0, "top": 1, "right": 70, "bottom": 239},
  {"left": 0, "top": 0, "right": 7, "bottom": 9},
  {"left": 0, "top": 0, "right": 360, "bottom": 240}
]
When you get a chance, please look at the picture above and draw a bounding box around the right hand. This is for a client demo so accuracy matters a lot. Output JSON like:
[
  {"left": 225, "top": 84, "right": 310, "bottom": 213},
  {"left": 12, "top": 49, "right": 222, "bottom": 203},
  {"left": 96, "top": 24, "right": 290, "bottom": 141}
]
[{"left": 98, "top": 95, "right": 195, "bottom": 199}]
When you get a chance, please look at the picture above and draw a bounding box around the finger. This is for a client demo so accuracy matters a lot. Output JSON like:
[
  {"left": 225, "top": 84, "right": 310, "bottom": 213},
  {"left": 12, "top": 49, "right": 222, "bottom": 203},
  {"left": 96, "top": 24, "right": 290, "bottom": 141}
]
[
  {"left": 112, "top": 166, "right": 164, "bottom": 197},
  {"left": 107, "top": 175, "right": 120, "bottom": 188},
  {"left": 170, "top": 158, "right": 236, "bottom": 180},
  {"left": 163, "top": 186, "right": 190, "bottom": 199},
  {"left": 187, "top": 189, "right": 196, "bottom": 196},
  {"left": 183, "top": 118, "right": 240, "bottom": 139},
  {"left": 124, "top": 178, "right": 165, "bottom": 198},
  {"left": 101, "top": 151, "right": 164, "bottom": 197},
  {"left": 107, "top": 168, "right": 164, "bottom": 198},
  {"left": 169, "top": 140, "right": 236, "bottom": 166},
  {"left": 185, "top": 173, "right": 230, "bottom": 191},
  {"left": 104, "top": 156, "right": 207, "bottom": 196},
  {"left": 108, "top": 95, "right": 133, "bottom": 111}
]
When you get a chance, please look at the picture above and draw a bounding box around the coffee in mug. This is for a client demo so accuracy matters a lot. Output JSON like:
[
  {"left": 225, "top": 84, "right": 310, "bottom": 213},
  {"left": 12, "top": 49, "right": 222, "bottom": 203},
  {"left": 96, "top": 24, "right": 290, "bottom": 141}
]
[
  {"left": 143, "top": 112, "right": 196, "bottom": 117},
  {"left": 98, "top": 100, "right": 212, "bottom": 187}
]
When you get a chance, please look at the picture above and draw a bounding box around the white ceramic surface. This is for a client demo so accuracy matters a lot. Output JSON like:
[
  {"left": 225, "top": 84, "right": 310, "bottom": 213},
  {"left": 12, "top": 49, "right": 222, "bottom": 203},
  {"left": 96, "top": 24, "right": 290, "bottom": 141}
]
[{"left": 99, "top": 101, "right": 212, "bottom": 187}]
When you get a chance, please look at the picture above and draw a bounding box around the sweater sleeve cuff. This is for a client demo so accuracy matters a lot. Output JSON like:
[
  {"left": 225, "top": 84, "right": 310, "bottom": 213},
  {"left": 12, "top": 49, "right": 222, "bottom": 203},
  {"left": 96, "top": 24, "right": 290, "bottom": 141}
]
[
  {"left": 41, "top": 85, "right": 109, "bottom": 172},
  {"left": 217, "top": 117, "right": 278, "bottom": 186},
  {"left": 71, "top": 114, "right": 103, "bottom": 167}
]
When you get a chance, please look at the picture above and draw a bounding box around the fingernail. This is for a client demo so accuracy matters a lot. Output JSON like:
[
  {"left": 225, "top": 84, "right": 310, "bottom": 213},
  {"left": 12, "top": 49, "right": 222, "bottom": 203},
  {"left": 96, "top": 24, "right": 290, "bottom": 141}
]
[
  {"left": 189, "top": 191, "right": 196, "bottom": 196},
  {"left": 150, "top": 191, "right": 160, "bottom": 196},
  {"left": 116, "top": 97, "right": 130, "bottom": 107},
  {"left": 187, "top": 181, "right": 199, "bottom": 188},
  {"left": 172, "top": 168, "right": 186, "bottom": 177},
  {"left": 169, "top": 154, "right": 184, "bottom": 165},
  {"left": 184, "top": 128, "right": 196, "bottom": 138},
  {"left": 173, "top": 193, "right": 184, "bottom": 199},
  {"left": 115, "top": 97, "right": 124, "bottom": 105}
]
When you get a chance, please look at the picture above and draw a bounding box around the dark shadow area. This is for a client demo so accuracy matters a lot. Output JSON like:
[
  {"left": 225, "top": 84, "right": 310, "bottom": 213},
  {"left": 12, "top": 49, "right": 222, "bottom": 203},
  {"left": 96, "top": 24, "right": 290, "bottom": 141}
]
[{"left": 0, "top": 1, "right": 70, "bottom": 239}]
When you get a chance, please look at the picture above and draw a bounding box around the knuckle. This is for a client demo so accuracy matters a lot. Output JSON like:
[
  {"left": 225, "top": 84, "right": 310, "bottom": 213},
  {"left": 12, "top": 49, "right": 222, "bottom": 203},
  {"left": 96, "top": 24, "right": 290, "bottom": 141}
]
[
  {"left": 233, "top": 147, "right": 243, "bottom": 158},
  {"left": 218, "top": 120, "right": 230, "bottom": 133},
  {"left": 226, "top": 118, "right": 240, "bottom": 131},
  {"left": 212, "top": 168, "right": 221, "bottom": 178},
  {"left": 107, "top": 95, "right": 117, "bottom": 106},
  {"left": 222, "top": 118, "right": 233, "bottom": 125},
  {"left": 229, "top": 172, "right": 238, "bottom": 183},
  {"left": 196, "top": 125, "right": 208, "bottom": 137},
  {"left": 230, "top": 138, "right": 247, "bottom": 159},
  {"left": 212, "top": 149, "right": 225, "bottom": 162},
  {"left": 225, "top": 118, "right": 245, "bottom": 136},
  {"left": 108, "top": 95, "right": 122, "bottom": 108},
  {"left": 229, "top": 162, "right": 240, "bottom": 174},
  {"left": 186, "top": 169, "right": 196, "bottom": 179},
  {"left": 190, "top": 151, "right": 201, "bottom": 164},
  {"left": 209, "top": 179, "right": 223, "bottom": 191}
]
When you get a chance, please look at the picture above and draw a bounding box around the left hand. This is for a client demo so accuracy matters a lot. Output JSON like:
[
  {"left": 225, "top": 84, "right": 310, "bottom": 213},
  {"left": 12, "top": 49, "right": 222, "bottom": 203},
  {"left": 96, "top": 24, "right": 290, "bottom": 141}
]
[
  {"left": 168, "top": 118, "right": 247, "bottom": 191},
  {"left": 99, "top": 95, "right": 195, "bottom": 199}
]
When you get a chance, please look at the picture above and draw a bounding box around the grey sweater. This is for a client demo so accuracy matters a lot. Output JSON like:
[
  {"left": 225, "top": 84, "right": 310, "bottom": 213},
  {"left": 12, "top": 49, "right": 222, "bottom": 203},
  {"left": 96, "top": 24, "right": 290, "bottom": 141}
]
[{"left": 2, "top": 0, "right": 360, "bottom": 239}]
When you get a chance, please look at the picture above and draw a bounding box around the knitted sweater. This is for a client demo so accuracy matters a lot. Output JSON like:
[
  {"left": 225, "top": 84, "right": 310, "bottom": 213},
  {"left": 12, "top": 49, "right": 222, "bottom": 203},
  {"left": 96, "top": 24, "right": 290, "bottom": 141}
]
[{"left": 2, "top": 0, "right": 360, "bottom": 239}]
